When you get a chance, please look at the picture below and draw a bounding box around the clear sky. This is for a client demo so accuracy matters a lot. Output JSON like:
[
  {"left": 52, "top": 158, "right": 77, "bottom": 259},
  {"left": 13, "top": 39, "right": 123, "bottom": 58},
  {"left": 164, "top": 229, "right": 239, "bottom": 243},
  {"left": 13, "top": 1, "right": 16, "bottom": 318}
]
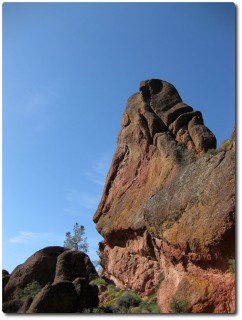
[{"left": 2, "top": 2, "right": 235, "bottom": 272}]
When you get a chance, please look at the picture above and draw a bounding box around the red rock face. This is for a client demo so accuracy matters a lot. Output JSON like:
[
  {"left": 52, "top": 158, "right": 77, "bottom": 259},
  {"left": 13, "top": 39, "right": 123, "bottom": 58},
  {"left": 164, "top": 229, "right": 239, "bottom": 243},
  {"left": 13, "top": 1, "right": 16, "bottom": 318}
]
[{"left": 94, "top": 79, "right": 235, "bottom": 313}]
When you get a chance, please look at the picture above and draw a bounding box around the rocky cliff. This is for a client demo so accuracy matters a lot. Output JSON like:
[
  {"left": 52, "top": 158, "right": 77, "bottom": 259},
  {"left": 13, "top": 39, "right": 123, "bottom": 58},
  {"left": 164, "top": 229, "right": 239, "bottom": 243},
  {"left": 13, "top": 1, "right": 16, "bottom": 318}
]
[{"left": 93, "top": 79, "right": 235, "bottom": 313}]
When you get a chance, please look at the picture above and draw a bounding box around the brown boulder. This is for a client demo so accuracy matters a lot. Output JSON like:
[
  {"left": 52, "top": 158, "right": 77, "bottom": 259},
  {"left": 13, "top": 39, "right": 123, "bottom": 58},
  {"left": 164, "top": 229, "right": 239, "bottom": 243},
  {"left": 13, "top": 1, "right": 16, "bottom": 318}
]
[
  {"left": 3, "top": 246, "right": 67, "bottom": 302},
  {"left": 2, "top": 269, "right": 10, "bottom": 289},
  {"left": 18, "top": 297, "right": 33, "bottom": 313},
  {"left": 2, "top": 299, "right": 23, "bottom": 313},
  {"left": 27, "top": 281, "right": 78, "bottom": 313},
  {"left": 2, "top": 269, "right": 9, "bottom": 277},
  {"left": 54, "top": 250, "right": 97, "bottom": 283},
  {"left": 73, "top": 277, "right": 99, "bottom": 312},
  {"left": 3, "top": 246, "right": 99, "bottom": 313}
]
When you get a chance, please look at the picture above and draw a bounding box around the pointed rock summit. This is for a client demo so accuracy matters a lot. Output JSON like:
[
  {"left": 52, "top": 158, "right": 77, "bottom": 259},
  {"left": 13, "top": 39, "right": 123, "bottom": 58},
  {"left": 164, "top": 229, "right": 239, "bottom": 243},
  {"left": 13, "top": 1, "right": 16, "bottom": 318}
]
[{"left": 94, "top": 79, "right": 235, "bottom": 313}]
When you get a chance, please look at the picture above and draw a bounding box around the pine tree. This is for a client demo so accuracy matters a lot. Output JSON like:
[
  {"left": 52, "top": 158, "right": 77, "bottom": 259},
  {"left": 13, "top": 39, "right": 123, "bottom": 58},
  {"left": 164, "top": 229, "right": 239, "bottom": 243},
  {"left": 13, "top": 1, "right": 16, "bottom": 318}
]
[{"left": 64, "top": 223, "right": 89, "bottom": 252}]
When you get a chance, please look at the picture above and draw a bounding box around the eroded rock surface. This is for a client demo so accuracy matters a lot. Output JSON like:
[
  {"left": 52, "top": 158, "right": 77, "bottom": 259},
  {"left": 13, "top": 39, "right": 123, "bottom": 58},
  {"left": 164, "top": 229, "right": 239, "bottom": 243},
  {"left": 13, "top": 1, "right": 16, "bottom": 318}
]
[
  {"left": 2, "top": 246, "right": 98, "bottom": 313},
  {"left": 94, "top": 79, "right": 235, "bottom": 313}
]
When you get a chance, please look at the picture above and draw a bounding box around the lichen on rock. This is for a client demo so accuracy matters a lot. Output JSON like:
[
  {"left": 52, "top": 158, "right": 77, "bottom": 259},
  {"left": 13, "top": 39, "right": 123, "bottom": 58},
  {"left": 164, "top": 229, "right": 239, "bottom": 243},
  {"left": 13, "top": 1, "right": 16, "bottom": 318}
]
[{"left": 93, "top": 79, "right": 235, "bottom": 313}]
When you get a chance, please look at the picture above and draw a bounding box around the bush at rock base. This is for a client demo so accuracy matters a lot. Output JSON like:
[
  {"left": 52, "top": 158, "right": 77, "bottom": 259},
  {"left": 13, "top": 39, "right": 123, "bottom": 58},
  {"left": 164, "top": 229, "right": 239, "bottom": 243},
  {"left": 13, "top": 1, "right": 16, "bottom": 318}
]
[
  {"left": 83, "top": 306, "right": 112, "bottom": 313},
  {"left": 220, "top": 140, "right": 230, "bottom": 151},
  {"left": 169, "top": 297, "right": 190, "bottom": 313},
  {"left": 114, "top": 291, "right": 141, "bottom": 310},
  {"left": 90, "top": 277, "right": 107, "bottom": 286},
  {"left": 15, "top": 281, "right": 42, "bottom": 301}
]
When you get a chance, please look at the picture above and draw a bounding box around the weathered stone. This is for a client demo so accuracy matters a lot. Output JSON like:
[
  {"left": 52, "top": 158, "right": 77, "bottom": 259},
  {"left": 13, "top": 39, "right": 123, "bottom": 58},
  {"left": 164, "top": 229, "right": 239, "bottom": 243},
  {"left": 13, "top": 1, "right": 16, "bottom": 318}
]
[
  {"left": 188, "top": 122, "right": 216, "bottom": 153},
  {"left": 162, "top": 102, "right": 193, "bottom": 126},
  {"left": 93, "top": 79, "right": 235, "bottom": 313},
  {"left": 121, "top": 112, "right": 130, "bottom": 127},
  {"left": 18, "top": 297, "right": 33, "bottom": 313},
  {"left": 72, "top": 277, "right": 99, "bottom": 312},
  {"left": 2, "top": 269, "right": 10, "bottom": 289},
  {"left": 2, "top": 246, "right": 98, "bottom": 313},
  {"left": 2, "top": 270, "right": 9, "bottom": 277},
  {"left": 54, "top": 250, "right": 97, "bottom": 283},
  {"left": 149, "top": 80, "right": 182, "bottom": 113},
  {"left": 27, "top": 281, "right": 78, "bottom": 313},
  {"left": 170, "top": 111, "right": 203, "bottom": 135},
  {"left": 3, "top": 246, "right": 67, "bottom": 302},
  {"left": 99, "top": 231, "right": 160, "bottom": 296},
  {"left": 2, "top": 299, "right": 24, "bottom": 313}
]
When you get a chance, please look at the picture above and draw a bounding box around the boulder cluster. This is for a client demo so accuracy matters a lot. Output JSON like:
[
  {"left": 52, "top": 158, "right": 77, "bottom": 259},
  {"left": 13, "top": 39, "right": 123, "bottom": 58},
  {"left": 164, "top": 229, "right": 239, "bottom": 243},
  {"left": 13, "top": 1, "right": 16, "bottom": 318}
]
[{"left": 2, "top": 246, "right": 99, "bottom": 313}]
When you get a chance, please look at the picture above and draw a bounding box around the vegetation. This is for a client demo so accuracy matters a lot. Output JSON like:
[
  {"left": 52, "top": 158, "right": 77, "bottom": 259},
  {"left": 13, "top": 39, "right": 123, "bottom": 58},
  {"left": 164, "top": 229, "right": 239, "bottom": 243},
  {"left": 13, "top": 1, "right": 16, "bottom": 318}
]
[
  {"left": 220, "top": 139, "right": 230, "bottom": 151},
  {"left": 205, "top": 148, "right": 219, "bottom": 156},
  {"left": 15, "top": 281, "right": 42, "bottom": 301},
  {"left": 169, "top": 297, "right": 190, "bottom": 313},
  {"left": 205, "top": 139, "right": 231, "bottom": 158},
  {"left": 228, "top": 259, "right": 235, "bottom": 274},
  {"left": 64, "top": 222, "right": 89, "bottom": 252},
  {"left": 155, "top": 272, "right": 165, "bottom": 292},
  {"left": 136, "top": 294, "right": 160, "bottom": 313},
  {"left": 103, "top": 285, "right": 124, "bottom": 308},
  {"left": 112, "top": 291, "right": 141, "bottom": 312},
  {"left": 84, "top": 275, "right": 163, "bottom": 313},
  {"left": 83, "top": 306, "right": 112, "bottom": 313},
  {"left": 90, "top": 277, "right": 107, "bottom": 286}
]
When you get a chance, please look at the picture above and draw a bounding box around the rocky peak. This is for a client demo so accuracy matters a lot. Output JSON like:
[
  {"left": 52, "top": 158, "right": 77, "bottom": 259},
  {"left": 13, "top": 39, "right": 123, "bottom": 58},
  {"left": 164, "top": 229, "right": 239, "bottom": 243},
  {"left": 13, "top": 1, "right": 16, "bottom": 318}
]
[
  {"left": 121, "top": 79, "right": 216, "bottom": 153},
  {"left": 94, "top": 79, "right": 217, "bottom": 241},
  {"left": 94, "top": 79, "right": 235, "bottom": 313}
]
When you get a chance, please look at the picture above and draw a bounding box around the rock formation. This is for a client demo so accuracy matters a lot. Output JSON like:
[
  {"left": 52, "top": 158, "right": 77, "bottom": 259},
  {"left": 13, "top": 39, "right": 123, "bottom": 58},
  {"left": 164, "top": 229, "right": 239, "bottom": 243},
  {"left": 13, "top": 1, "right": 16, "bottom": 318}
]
[
  {"left": 94, "top": 79, "right": 235, "bottom": 313},
  {"left": 2, "top": 246, "right": 99, "bottom": 313}
]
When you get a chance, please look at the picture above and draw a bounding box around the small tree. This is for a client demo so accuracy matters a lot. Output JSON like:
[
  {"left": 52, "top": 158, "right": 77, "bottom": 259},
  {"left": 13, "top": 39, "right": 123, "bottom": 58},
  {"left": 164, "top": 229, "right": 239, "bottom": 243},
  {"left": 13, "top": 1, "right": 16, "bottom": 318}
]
[{"left": 64, "top": 223, "right": 89, "bottom": 252}]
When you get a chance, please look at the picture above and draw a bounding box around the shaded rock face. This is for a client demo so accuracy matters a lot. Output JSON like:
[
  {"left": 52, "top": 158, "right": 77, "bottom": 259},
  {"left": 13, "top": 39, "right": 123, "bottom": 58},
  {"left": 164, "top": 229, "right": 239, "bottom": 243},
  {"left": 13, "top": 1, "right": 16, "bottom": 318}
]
[
  {"left": 54, "top": 250, "right": 97, "bottom": 282},
  {"left": 94, "top": 79, "right": 235, "bottom": 313},
  {"left": 3, "top": 246, "right": 67, "bottom": 302},
  {"left": 27, "top": 281, "right": 78, "bottom": 313},
  {"left": 2, "top": 246, "right": 98, "bottom": 313},
  {"left": 2, "top": 270, "right": 10, "bottom": 289}
]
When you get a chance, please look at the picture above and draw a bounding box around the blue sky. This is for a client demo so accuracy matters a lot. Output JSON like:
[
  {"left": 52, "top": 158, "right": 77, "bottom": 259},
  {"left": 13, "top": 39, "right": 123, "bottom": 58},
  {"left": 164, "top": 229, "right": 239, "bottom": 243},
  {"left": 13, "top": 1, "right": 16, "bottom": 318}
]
[{"left": 2, "top": 2, "right": 235, "bottom": 272}]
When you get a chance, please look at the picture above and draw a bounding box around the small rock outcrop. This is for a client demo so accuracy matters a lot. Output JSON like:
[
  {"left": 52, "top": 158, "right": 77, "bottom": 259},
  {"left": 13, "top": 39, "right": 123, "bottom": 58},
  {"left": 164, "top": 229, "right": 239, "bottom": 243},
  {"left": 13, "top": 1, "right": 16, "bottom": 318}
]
[
  {"left": 94, "top": 79, "right": 235, "bottom": 313},
  {"left": 2, "top": 270, "right": 10, "bottom": 289},
  {"left": 2, "top": 246, "right": 99, "bottom": 313}
]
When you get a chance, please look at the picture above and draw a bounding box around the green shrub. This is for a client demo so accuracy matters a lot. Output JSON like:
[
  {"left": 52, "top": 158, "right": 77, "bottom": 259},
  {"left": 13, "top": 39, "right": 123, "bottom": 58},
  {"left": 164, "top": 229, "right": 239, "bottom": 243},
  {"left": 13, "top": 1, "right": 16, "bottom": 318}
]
[
  {"left": 117, "top": 292, "right": 141, "bottom": 308},
  {"left": 229, "top": 259, "right": 235, "bottom": 274},
  {"left": 129, "top": 306, "right": 142, "bottom": 313},
  {"left": 126, "top": 305, "right": 152, "bottom": 314},
  {"left": 90, "top": 277, "right": 107, "bottom": 286},
  {"left": 169, "top": 298, "right": 189, "bottom": 313},
  {"left": 107, "top": 284, "right": 121, "bottom": 294},
  {"left": 155, "top": 272, "right": 165, "bottom": 292},
  {"left": 83, "top": 306, "right": 112, "bottom": 313},
  {"left": 147, "top": 302, "right": 160, "bottom": 313},
  {"left": 15, "top": 281, "right": 42, "bottom": 301},
  {"left": 206, "top": 149, "right": 218, "bottom": 156},
  {"left": 104, "top": 285, "right": 121, "bottom": 301},
  {"left": 112, "top": 291, "right": 141, "bottom": 313},
  {"left": 102, "top": 285, "right": 123, "bottom": 308},
  {"left": 220, "top": 140, "right": 230, "bottom": 151},
  {"left": 139, "top": 296, "right": 160, "bottom": 313},
  {"left": 159, "top": 272, "right": 165, "bottom": 282}
]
